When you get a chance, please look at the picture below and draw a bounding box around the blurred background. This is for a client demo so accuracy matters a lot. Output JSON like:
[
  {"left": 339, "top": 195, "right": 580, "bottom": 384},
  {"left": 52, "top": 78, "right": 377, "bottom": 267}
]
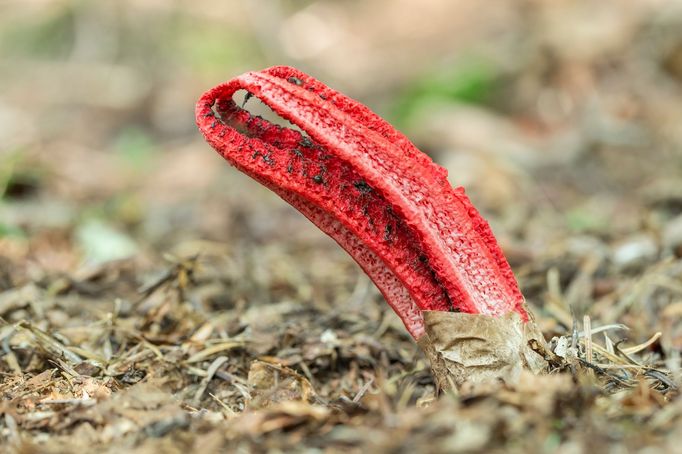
[
  {"left": 2, "top": 1, "right": 682, "bottom": 450},
  {"left": 2, "top": 0, "right": 682, "bottom": 372}
]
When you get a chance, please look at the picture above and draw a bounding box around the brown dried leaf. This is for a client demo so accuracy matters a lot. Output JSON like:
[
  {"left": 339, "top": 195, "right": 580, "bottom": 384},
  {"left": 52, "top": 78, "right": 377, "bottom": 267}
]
[{"left": 247, "top": 360, "right": 316, "bottom": 409}]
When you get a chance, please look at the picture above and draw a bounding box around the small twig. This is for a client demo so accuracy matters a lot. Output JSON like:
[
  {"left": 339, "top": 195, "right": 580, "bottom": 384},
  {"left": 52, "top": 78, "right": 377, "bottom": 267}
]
[
  {"left": 583, "top": 315, "right": 593, "bottom": 364},
  {"left": 577, "top": 358, "right": 633, "bottom": 388},
  {"left": 208, "top": 392, "right": 236, "bottom": 417}
]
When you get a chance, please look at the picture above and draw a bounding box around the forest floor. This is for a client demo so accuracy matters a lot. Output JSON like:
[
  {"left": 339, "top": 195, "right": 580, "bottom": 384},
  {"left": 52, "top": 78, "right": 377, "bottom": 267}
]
[{"left": 1, "top": 1, "right": 682, "bottom": 452}]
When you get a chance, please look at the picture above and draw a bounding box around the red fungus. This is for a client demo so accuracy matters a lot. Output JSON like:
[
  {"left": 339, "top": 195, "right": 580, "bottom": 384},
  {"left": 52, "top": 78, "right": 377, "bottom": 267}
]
[{"left": 195, "top": 66, "right": 527, "bottom": 340}]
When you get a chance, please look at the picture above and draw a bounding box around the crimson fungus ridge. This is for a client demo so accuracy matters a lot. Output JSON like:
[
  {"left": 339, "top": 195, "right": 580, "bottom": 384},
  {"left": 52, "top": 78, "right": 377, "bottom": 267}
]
[{"left": 195, "top": 66, "right": 527, "bottom": 340}]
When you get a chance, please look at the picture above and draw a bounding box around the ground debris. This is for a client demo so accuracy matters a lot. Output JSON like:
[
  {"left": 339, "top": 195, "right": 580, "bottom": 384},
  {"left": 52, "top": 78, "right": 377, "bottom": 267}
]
[{"left": 1, "top": 0, "right": 682, "bottom": 451}]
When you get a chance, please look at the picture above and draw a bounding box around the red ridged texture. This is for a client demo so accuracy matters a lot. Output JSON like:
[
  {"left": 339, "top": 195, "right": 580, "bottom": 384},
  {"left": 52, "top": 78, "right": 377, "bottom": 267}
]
[{"left": 195, "top": 66, "right": 527, "bottom": 339}]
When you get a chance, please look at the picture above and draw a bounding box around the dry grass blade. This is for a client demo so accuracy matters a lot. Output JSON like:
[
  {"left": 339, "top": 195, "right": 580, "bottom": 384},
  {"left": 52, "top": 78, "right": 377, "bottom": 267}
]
[
  {"left": 622, "top": 332, "right": 662, "bottom": 355},
  {"left": 16, "top": 321, "right": 82, "bottom": 365},
  {"left": 185, "top": 341, "right": 245, "bottom": 364}
]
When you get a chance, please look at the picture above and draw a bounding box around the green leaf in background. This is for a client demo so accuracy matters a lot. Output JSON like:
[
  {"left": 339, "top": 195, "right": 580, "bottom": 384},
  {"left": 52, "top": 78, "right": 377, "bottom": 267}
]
[
  {"left": 169, "top": 16, "right": 260, "bottom": 77},
  {"left": 0, "top": 5, "right": 75, "bottom": 58},
  {"left": 114, "top": 126, "right": 157, "bottom": 171},
  {"left": 0, "top": 153, "right": 19, "bottom": 201},
  {"left": 0, "top": 148, "right": 43, "bottom": 202},
  {"left": 390, "top": 58, "right": 500, "bottom": 128},
  {"left": 0, "top": 223, "right": 25, "bottom": 239},
  {"left": 565, "top": 206, "right": 610, "bottom": 233},
  {"left": 75, "top": 218, "right": 138, "bottom": 264}
]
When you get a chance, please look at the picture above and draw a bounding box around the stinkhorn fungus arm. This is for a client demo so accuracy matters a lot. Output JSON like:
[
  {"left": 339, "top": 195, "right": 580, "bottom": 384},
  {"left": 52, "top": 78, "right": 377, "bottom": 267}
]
[{"left": 195, "top": 66, "right": 528, "bottom": 341}]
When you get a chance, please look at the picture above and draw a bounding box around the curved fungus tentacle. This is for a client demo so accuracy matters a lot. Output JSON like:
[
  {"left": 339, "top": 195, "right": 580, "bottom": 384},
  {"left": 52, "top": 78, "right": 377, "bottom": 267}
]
[{"left": 195, "top": 65, "right": 528, "bottom": 340}]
